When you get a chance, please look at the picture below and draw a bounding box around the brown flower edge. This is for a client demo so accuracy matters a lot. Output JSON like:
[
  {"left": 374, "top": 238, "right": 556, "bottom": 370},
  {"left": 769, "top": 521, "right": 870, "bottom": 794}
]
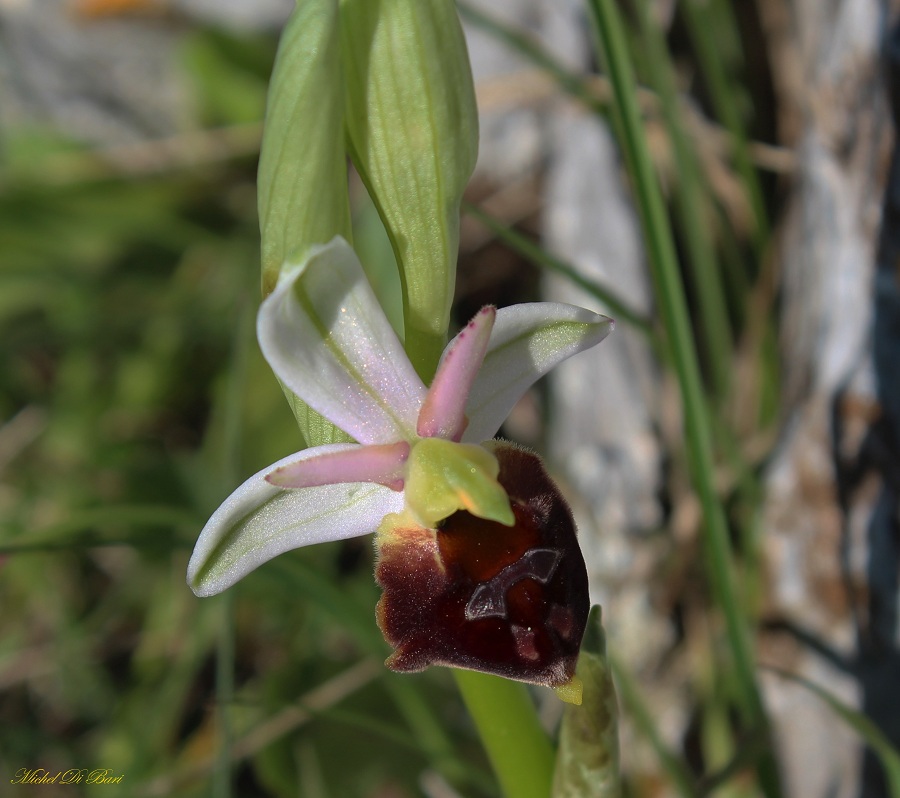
[{"left": 375, "top": 441, "right": 589, "bottom": 696}]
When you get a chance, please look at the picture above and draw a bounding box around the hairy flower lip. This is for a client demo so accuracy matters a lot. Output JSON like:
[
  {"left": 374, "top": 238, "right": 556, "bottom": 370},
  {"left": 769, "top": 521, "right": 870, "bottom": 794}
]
[
  {"left": 187, "top": 236, "right": 613, "bottom": 598},
  {"left": 374, "top": 441, "right": 590, "bottom": 690}
]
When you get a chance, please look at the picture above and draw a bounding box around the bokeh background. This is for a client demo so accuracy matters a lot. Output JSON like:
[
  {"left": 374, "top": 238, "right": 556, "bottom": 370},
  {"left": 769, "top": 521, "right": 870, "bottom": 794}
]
[{"left": 2, "top": 0, "right": 899, "bottom": 796}]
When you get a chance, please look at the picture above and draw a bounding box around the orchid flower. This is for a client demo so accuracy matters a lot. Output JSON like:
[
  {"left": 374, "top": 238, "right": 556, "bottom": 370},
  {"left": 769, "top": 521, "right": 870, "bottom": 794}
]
[{"left": 187, "top": 236, "right": 613, "bottom": 699}]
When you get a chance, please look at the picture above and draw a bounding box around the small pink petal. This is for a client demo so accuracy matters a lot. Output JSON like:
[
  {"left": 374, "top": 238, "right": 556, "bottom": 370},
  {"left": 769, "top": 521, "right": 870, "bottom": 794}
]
[
  {"left": 417, "top": 306, "right": 496, "bottom": 441},
  {"left": 266, "top": 442, "right": 410, "bottom": 490}
]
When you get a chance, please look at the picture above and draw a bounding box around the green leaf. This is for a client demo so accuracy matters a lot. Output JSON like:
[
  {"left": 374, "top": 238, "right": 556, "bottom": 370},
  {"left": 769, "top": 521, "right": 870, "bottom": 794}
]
[
  {"left": 340, "top": 0, "right": 478, "bottom": 380},
  {"left": 453, "top": 670, "right": 555, "bottom": 798},
  {"left": 553, "top": 607, "right": 621, "bottom": 798},
  {"left": 258, "top": 0, "right": 352, "bottom": 297},
  {"left": 257, "top": 0, "right": 354, "bottom": 446},
  {"left": 353, "top": 195, "right": 405, "bottom": 340}
]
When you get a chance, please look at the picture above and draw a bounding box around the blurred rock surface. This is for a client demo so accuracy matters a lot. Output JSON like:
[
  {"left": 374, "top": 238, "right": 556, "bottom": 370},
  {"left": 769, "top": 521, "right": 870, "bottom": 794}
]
[
  {"left": 761, "top": 1, "right": 899, "bottom": 796},
  {"left": 0, "top": 0, "right": 291, "bottom": 145}
]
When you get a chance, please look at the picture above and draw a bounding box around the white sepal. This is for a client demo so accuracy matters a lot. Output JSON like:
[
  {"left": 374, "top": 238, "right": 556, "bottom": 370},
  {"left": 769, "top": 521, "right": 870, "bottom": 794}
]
[
  {"left": 258, "top": 237, "right": 427, "bottom": 445},
  {"left": 188, "top": 444, "right": 404, "bottom": 597},
  {"left": 462, "top": 302, "right": 614, "bottom": 444}
]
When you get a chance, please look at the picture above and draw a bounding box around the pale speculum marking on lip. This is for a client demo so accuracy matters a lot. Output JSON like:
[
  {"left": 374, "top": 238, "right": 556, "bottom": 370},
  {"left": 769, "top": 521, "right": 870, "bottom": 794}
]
[
  {"left": 464, "top": 547, "right": 561, "bottom": 621},
  {"left": 511, "top": 624, "right": 541, "bottom": 661}
]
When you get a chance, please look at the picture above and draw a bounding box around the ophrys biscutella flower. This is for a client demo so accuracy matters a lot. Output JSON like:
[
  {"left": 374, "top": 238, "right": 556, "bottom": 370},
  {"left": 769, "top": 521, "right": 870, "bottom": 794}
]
[{"left": 187, "top": 236, "right": 613, "bottom": 701}]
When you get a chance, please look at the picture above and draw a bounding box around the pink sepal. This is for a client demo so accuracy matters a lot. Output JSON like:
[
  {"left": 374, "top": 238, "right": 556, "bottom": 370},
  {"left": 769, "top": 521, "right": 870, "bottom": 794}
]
[{"left": 266, "top": 442, "right": 411, "bottom": 491}]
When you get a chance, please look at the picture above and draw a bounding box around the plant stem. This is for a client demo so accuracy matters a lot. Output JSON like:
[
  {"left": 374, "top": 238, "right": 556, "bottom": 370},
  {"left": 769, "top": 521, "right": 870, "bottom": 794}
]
[
  {"left": 634, "top": 0, "right": 733, "bottom": 402},
  {"left": 680, "top": 0, "right": 770, "bottom": 255},
  {"left": 453, "top": 670, "right": 555, "bottom": 798},
  {"left": 585, "top": 1, "right": 781, "bottom": 795},
  {"left": 214, "top": 591, "right": 235, "bottom": 798}
]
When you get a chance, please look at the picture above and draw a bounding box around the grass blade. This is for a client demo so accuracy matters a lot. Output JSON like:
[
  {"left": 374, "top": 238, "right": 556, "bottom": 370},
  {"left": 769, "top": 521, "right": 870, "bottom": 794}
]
[
  {"left": 463, "top": 202, "right": 654, "bottom": 337},
  {"left": 679, "top": 0, "right": 769, "bottom": 253},
  {"left": 457, "top": 1, "right": 606, "bottom": 116},
  {"left": 632, "top": 0, "right": 733, "bottom": 401},
  {"left": 584, "top": 0, "right": 781, "bottom": 794}
]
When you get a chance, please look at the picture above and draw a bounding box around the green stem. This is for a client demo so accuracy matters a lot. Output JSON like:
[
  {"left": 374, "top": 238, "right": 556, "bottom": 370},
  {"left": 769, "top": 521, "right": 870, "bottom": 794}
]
[
  {"left": 585, "top": 1, "right": 781, "bottom": 795},
  {"left": 403, "top": 324, "right": 446, "bottom": 385},
  {"left": 634, "top": 0, "right": 733, "bottom": 401},
  {"left": 680, "top": 0, "right": 769, "bottom": 255},
  {"left": 453, "top": 670, "right": 555, "bottom": 798},
  {"left": 214, "top": 591, "right": 235, "bottom": 798}
]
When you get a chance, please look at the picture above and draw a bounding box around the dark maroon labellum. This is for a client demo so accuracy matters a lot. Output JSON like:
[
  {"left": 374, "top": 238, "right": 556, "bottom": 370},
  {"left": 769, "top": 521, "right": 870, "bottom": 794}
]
[{"left": 374, "top": 442, "right": 589, "bottom": 688}]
